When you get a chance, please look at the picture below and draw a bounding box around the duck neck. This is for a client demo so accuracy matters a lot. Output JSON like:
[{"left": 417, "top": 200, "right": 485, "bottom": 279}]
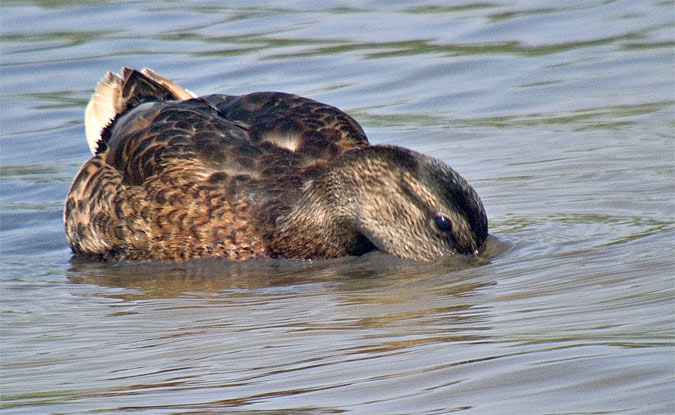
[{"left": 267, "top": 175, "right": 373, "bottom": 259}]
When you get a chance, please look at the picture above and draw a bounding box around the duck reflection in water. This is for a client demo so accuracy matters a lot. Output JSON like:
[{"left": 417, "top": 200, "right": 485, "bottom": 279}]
[{"left": 67, "top": 250, "right": 493, "bottom": 300}]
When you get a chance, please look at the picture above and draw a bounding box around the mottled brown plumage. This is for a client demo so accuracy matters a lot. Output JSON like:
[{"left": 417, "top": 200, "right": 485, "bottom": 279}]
[{"left": 65, "top": 67, "right": 488, "bottom": 262}]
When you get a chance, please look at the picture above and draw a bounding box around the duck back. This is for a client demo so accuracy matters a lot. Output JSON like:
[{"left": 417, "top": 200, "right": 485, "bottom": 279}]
[{"left": 65, "top": 68, "right": 369, "bottom": 261}]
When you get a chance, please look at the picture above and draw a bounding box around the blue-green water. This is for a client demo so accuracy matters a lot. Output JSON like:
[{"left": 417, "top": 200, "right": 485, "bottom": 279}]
[{"left": 1, "top": 1, "right": 673, "bottom": 414}]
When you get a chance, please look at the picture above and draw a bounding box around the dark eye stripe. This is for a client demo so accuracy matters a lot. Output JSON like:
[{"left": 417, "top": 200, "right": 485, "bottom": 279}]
[
  {"left": 399, "top": 178, "right": 454, "bottom": 236},
  {"left": 434, "top": 215, "right": 453, "bottom": 232}
]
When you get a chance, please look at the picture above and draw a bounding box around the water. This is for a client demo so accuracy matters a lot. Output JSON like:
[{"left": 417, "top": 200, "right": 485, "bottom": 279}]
[{"left": 1, "top": 1, "right": 673, "bottom": 414}]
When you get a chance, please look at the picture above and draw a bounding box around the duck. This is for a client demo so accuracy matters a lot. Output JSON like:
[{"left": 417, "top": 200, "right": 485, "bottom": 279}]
[{"left": 64, "top": 67, "right": 488, "bottom": 262}]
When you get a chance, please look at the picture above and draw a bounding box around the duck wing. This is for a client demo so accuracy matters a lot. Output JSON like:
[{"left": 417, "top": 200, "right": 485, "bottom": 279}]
[
  {"left": 100, "top": 75, "right": 370, "bottom": 203},
  {"left": 201, "top": 91, "right": 370, "bottom": 200},
  {"left": 202, "top": 91, "right": 368, "bottom": 157}
]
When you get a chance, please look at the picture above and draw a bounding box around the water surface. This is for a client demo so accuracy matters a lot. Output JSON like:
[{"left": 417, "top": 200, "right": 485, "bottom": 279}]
[{"left": 1, "top": 1, "right": 673, "bottom": 414}]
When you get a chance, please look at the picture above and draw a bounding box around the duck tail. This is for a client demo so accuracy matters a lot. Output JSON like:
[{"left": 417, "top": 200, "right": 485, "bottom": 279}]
[{"left": 84, "top": 67, "right": 196, "bottom": 154}]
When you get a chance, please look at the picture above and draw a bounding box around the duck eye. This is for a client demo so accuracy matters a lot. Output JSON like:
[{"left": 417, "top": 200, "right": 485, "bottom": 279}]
[{"left": 434, "top": 216, "right": 453, "bottom": 232}]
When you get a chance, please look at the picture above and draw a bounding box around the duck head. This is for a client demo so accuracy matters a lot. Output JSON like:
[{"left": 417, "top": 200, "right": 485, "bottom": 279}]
[{"left": 275, "top": 145, "right": 488, "bottom": 261}]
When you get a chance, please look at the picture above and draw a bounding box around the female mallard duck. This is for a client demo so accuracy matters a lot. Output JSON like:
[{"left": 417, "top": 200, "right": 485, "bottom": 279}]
[{"left": 65, "top": 67, "right": 487, "bottom": 262}]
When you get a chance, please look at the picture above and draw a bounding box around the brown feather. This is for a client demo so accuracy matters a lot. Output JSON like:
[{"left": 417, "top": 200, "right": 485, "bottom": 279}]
[{"left": 66, "top": 68, "right": 488, "bottom": 262}]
